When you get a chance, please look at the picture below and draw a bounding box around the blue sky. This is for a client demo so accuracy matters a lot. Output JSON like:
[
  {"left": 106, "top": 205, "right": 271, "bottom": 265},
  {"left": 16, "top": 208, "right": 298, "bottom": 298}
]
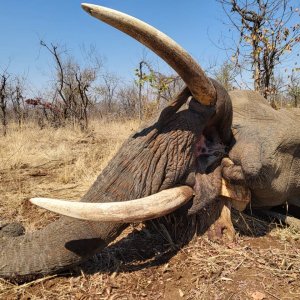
[{"left": 0, "top": 1, "right": 299, "bottom": 96}]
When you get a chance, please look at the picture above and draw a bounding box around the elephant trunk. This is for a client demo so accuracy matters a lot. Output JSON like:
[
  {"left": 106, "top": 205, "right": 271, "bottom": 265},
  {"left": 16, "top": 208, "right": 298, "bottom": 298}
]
[
  {"left": 0, "top": 216, "right": 126, "bottom": 280},
  {"left": 1, "top": 174, "right": 129, "bottom": 280}
]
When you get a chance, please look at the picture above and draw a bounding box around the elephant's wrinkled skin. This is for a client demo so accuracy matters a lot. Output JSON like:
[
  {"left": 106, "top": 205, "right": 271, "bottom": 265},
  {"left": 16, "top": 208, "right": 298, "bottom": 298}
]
[{"left": 223, "top": 91, "right": 300, "bottom": 208}]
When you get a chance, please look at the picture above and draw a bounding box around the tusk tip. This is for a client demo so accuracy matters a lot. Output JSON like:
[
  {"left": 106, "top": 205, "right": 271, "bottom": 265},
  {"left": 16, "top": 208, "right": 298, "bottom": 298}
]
[
  {"left": 30, "top": 197, "right": 41, "bottom": 205},
  {"left": 30, "top": 197, "right": 50, "bottom": 207},
  {"left": 81, "top": 3, "right": 94, "bottom": 15}
]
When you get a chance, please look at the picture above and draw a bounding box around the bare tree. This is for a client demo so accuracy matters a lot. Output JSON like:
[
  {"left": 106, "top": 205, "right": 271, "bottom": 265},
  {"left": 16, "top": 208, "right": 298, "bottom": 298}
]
[
  {"left": 0, "top": 72, "right": 10, "bottom": 136},
  {"left": 97, "top": 72, "right": 120, "bottom": 114},
  {"left": 11, "top": 76, "right": 27, "bottom": 127},
  {"left": 117, "top": 84, "right": 139, "bottom": 117},
  {"left": 149, "top": 73, "right": 183, "bottom": 106},
  {"left": 135, "top": 60, "right": 184, "bottom": 118},
  {"left": 288, "top": 70, "right": 300, "bottom": 107},
  {"left": 135, "top": 60, "right": 153, "bottom": 121},
  {"left": 213, "top": 61, "right": 238, "bottom": 91},
  {"left": 219, "top": 0, "right": 300, "bottom": 104},
  {"left": 74, "top": 66, "right": 97, "bottom": 129},
  {"left": 159, "top": 75, "right": 184, "bottom": 102},
  {"left": 40, "top": 41, "right": 100, "bottom": 130}
]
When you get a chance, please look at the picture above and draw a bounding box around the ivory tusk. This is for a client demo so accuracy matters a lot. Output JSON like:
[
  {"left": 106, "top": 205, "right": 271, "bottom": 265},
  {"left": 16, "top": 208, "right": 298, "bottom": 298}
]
[
  {"left": 221, "top": 178, "right": 251, "bottom": 211},
  {"left": 30, "top": 186, "right": 194, "bottom": 223},
  {"left": 30, "top": 178, "right": 251, "bottom": 222},
  {"left": 81, "top": 3, "right": 216, "bottom": 106}
]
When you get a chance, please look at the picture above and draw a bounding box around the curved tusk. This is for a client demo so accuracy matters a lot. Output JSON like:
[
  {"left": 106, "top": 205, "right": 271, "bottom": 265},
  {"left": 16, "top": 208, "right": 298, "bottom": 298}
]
[
  {"left": 30, "top": 186, "right": 194, "bottom": 223},
  {"left": 81, "top": 3, "right": 216, "bottom": 106}
]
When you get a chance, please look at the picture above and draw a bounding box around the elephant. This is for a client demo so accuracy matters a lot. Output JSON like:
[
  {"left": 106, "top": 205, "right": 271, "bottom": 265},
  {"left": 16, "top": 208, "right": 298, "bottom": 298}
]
[
  {"left": 223, "top": 90, "right": 300, "bottom": 209},
  {"left": 0, "top": 3, "right": 299, "bottom": 282}
]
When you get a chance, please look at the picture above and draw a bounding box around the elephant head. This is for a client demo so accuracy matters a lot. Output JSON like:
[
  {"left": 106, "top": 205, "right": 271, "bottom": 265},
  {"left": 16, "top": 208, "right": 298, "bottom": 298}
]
[{"left": 0, "top": 3, "right": 233, "bottom": 281}]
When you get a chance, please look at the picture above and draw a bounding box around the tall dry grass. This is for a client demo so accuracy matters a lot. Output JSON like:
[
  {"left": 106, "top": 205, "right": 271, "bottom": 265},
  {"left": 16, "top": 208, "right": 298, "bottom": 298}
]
[{"left": 0, "top": 119, "right": 140, "bottom": 226}]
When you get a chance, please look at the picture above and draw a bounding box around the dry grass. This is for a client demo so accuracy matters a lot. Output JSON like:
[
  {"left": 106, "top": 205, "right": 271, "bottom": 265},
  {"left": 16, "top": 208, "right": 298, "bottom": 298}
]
[
  {"left": 1, "top": 120, "right": 300, "bottom": 299},
  {"left": 0, "top": 119, "right": 139, "bottom": 229}
]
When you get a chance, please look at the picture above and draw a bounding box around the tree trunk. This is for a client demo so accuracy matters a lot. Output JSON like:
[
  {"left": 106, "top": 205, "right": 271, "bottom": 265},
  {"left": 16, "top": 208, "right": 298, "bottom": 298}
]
[
  {"left": 254, "top": 61, "right": 261, "bottom": 93},
  {"left": 138, "top": 61, "right": 143, "bottom": 121},
  {"left": 0, "top": 103, "right": 7, "bottom": 136}
]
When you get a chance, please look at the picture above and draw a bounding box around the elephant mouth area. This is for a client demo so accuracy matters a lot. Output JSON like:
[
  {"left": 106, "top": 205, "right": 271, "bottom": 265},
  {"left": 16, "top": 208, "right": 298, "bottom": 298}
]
[
  {"left": 195, "top": 132, "right": 226, "bottom": 174},
  {"left": 181, "top": 131, "right": 226, "bottom": 215}
]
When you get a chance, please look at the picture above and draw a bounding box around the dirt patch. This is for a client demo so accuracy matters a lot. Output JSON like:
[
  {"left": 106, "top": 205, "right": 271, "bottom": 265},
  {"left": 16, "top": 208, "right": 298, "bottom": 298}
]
[{"left": 1, "top": 230, "right": 299, "bottom": 299}]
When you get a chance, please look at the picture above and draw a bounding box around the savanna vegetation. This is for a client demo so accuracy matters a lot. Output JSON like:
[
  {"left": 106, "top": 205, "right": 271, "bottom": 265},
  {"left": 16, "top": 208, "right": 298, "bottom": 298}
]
[{"left": 1, "top": 0, "right": 300, "bottom": 299}]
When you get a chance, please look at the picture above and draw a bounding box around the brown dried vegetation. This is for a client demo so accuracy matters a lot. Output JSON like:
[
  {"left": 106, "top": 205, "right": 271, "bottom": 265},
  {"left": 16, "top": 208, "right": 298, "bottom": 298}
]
[{"left": 1, "top": 121, "right": 300, "bottom": 300}]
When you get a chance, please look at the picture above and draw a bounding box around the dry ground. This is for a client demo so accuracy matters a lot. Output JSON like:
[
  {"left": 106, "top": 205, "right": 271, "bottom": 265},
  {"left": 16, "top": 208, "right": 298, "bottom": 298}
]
[{"left": 0, "top": 120, "right": 300, "bottom": 300}]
